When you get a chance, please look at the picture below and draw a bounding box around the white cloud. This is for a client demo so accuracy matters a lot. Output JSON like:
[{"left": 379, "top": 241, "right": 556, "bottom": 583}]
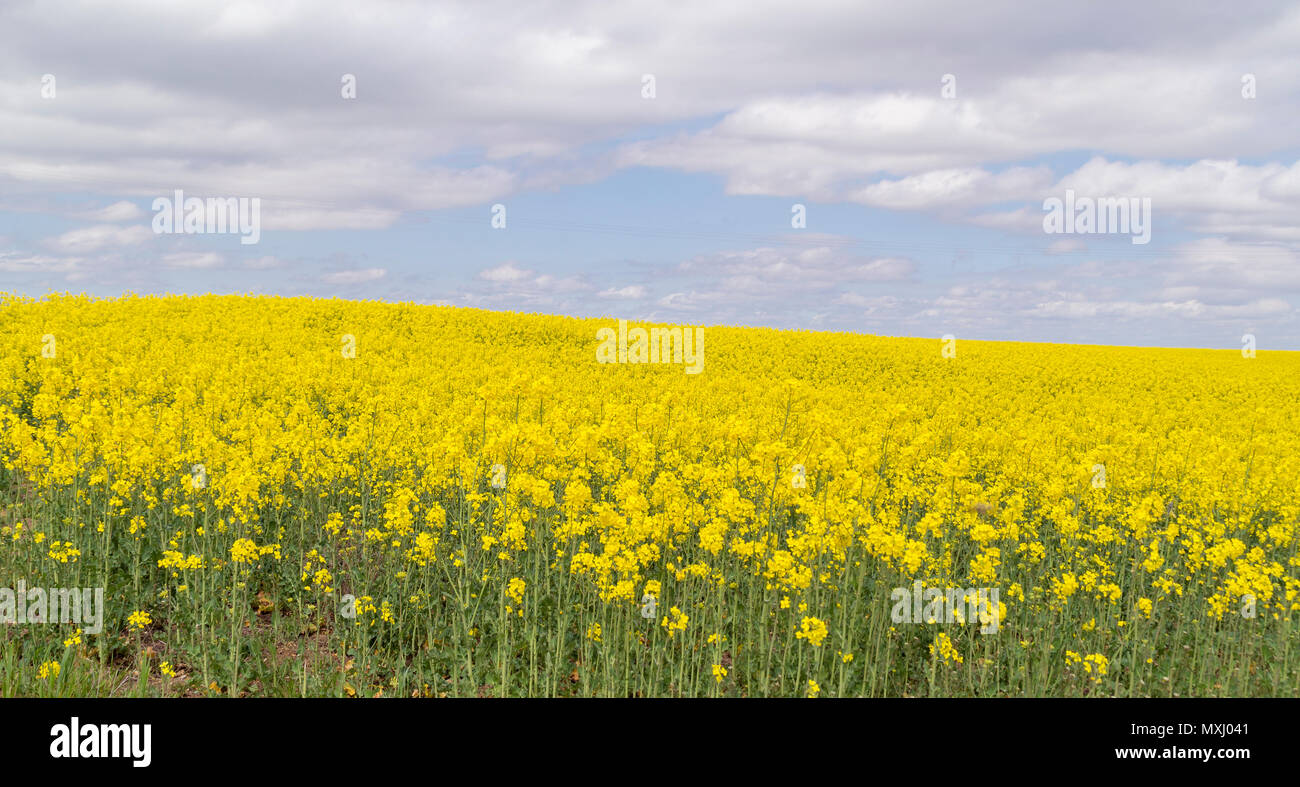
[
  {"left": 45, "top": 224, "right": 152, "bottom": 253},
  {"left": 1047, "top": 238, "right": 1088, "bottom": 254},
  {"left": 162, "top": 252, "right": 224, "bottom": 269},
  {"left": 479, "top": 263, "right": 534, "bottom": 283},
  {"left": 206, "top": 3, "right": 286, "bottom": 38},
  {"left": 0, "top": 251, "right": 82, "bottom": 273},
  {"left": 598, "top": 285, "right": 646, "bottom": 298},
  {"left": 322, "top": 268, "right": 386, "bottom": 284},
  {"left": 243, "top": 255, "right": 285, "bottom": 269},
  {"left": 76, "top": 200, "right": 143, "bottom": 222},
  {"left": 851, "top": 166, "right": 1053, "bottom": 211},
  {"left": 1024, "top": 298, "right": 1290, "bottom": 320},
  {"left": 1, "top": 1, "right": 1296, "bottom": 233},
  {"left": 679, "top": 245, "right": 915, "bottom": 292},
  {"left": 462, "top": 262, "right": 593, "bottom": 309},
  {"left": 3, "top": 0, "right": 1300, "bottom": 345}
]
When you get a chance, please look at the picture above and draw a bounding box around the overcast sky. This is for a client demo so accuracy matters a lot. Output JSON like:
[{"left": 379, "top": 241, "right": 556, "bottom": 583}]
[{"left": 2, "top": 0, "right": 1299, "bottom": 348}]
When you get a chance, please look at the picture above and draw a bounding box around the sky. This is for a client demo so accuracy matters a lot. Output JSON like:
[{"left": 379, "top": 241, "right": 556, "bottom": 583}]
[{"left": 2, "top": 0, "right": 1299, "bottom": 348}]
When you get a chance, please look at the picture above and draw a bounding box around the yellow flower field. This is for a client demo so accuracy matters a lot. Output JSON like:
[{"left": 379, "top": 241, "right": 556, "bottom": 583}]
[{"left": 1, "top": 292, "right": 1297, "bottom": 696}]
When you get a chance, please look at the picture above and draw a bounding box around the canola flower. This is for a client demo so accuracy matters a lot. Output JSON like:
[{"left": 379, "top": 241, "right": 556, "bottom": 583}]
[
  {"left": 507, "top": 577, "right": 526, "bottom": 605},
  {"left": 1, "top": 293, "right": 1298, "bottom": 698},
  {"left": 930, "top": 632, "right": 964, "bottom": 665},
  {"left": 795, "top": 616, "right": 829, "bottom": 647}
]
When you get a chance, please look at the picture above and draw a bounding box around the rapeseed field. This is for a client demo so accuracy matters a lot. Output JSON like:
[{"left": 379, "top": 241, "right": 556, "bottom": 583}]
[{"left": 1, "top": 293, "right": 1296, "bottom": 697}]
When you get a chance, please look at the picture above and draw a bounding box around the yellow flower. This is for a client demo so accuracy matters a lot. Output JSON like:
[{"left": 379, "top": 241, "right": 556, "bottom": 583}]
[
  {"left": 507, "top": 577, "right": 526, "bottom": 605},
  {"left": 660, "top": 606, "right": 688, "bottom": 637},
  {"left": 1086, "top": 654, "right": 1105, "bottom": 673},
  {"left": 929, "top": 633, "right": 963, "bottom": 664},
  {"left": 712, "top": 663, "right": 728, "bottom": 682},
  {"left": 795, "top": 616, "right": 828, "bottom": 647},
  {"left": 230, "top": 538, "right": 260, "bottom": 564},
  {"left": 5, "top": 293, "right": 1299, "bottom": 698}
]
